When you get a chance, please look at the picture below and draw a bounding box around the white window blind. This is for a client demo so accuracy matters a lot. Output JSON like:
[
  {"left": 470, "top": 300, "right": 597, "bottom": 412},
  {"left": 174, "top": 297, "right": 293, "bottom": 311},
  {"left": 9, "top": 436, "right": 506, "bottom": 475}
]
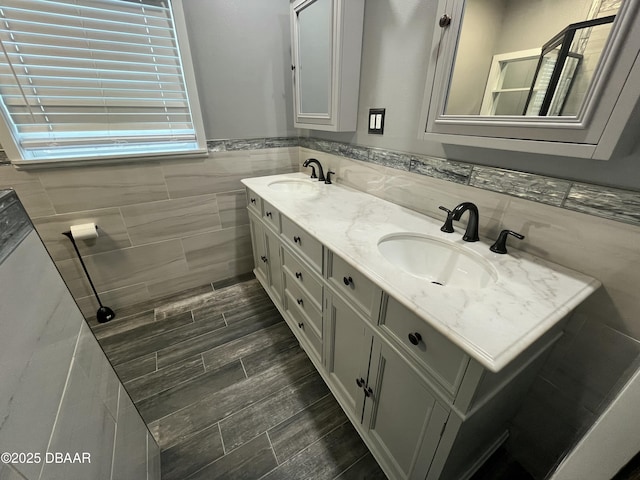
[{"left": 0, "top": 0, "right": 205, "bottom": 162}]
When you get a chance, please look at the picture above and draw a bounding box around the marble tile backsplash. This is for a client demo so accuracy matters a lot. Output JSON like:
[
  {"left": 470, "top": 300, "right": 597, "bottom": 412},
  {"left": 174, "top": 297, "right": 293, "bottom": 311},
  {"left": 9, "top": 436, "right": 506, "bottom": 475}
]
[
  {"left": 294, "top": 137, "right": 640, "bottom": 227},
  {"left": 200, "top": 136, "right": 640, "bottom": 227}
]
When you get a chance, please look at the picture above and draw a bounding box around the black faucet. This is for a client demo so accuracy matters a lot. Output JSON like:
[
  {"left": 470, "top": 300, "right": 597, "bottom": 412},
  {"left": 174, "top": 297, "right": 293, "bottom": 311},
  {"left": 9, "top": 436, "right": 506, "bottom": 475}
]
[
  {"left": 303, "top": 158, "right": 325, "bottom": 182},
  {"left": 439, "top": 202, "right": 479, "bottom": 242}
]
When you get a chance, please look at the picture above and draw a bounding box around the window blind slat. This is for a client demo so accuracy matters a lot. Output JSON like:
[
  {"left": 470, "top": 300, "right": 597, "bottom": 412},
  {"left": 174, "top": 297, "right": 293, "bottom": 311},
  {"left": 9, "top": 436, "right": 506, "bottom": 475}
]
[
  {"left": 2, "top": 41, "right": 180, "bottom": 63},
  {"left": 0, "top": 30, "right": 178, "bottom": 56},
  {"left": 0, "top": 0, "right": 201, "bottom": 161}
]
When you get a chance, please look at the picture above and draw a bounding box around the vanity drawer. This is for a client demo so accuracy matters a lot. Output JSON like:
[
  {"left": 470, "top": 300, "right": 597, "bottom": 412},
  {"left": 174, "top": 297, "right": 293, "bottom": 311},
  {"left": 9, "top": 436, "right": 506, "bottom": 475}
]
[
  {"left": 262, "top": 200, "right": 280, "bottom": 232},
  {"left": 281, "top": 216, "right": 323, "bottom": 273},
  {"left": 285, "top": 290, "right": 322, "bottom": 362},
  {"left": 381, "top": 297, "right": 468, "bottom": 394},
  {"left": 284, "top": 274, "right": 322, "bottom": 336},
  {"left": 281, "top": 247, "right": 323, "bottom": 307},
  {"left": 246, "top": 188, "right": 261, "bottom": 216},
  {"left": 328, "top": 251, "right": 379, "bottom": 319}
]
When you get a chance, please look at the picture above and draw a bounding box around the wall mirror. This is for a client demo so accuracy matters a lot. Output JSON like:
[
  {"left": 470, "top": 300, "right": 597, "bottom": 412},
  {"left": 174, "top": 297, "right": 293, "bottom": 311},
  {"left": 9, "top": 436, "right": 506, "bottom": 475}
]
[
  {"left": 421, "top": 0, "right": 640, "bottom": 159},
  {"left": 447, "top": 0, "right": 621, "bottom": 117},
  {"left": 296, "top": 0, "right": 332, "bottom": 117}
]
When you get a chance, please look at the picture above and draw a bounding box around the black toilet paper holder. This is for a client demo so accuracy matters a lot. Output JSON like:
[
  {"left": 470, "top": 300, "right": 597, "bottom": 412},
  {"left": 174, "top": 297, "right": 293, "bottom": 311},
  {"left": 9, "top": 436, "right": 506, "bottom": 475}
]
[{"left": 62, "top": 228, "right": 115, "bottom": 323}]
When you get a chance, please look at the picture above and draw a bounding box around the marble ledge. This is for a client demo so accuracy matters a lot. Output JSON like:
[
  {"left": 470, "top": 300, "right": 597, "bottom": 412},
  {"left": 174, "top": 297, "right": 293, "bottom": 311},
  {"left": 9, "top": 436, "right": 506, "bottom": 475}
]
[
  {"left": 0, "top": 190, "right": 33, "bottom": 265},
  {"left": 242, "top": 173, "right": 601, "bottom": 373}
]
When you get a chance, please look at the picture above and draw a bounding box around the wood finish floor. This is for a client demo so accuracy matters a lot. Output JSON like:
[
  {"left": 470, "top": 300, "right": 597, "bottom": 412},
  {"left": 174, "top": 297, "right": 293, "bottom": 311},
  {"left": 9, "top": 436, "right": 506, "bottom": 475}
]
[{"left": 91, "top": 275, "right": 387, "bottom": 480}]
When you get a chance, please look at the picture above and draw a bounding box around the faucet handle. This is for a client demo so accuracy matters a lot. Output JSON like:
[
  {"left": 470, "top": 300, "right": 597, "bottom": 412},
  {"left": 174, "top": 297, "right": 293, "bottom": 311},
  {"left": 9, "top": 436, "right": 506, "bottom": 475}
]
[
  {"left": 438, "top": 205, "right": 455, "bottom": 233},
  {"left": 490, "top": 229, "right": 524, "bottom": 254},
  {"left": 325, "top": 171, "right": 335, "bottom": 184}
]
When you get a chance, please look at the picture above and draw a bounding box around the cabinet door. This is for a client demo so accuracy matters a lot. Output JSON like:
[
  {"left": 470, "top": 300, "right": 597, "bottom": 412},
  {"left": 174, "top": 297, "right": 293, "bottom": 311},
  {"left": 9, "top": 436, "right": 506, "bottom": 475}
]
[
  {"left": 324, "top": 291, "right": 372, "bottom": 422},
  {"left": 264, "top": 227, "right": 283, "bottom": 307},
  {"left": 363, "top": 340, "right": 449, "bottom": 480},
  {"left": 290, "top": 0, "right": 364, "bottom": 132},
  {"left": 249, "top": 213, "right": 268, "bottom": 285}
]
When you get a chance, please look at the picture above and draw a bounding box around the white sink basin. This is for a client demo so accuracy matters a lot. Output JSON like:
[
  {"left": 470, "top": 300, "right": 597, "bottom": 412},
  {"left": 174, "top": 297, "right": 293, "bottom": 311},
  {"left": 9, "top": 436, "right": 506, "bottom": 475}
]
[
  {"left": 268, "top": 179, "right": 319, "bottom": 195},
  {"left": 377, "top": 233, "right": 498, "bottom": 289}
]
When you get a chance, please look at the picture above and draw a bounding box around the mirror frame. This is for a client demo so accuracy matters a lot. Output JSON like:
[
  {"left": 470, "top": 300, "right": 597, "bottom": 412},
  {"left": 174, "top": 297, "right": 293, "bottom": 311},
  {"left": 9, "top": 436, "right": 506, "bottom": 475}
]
[{"left": 419, "top": 0, "right": 640, "bottom": 159}]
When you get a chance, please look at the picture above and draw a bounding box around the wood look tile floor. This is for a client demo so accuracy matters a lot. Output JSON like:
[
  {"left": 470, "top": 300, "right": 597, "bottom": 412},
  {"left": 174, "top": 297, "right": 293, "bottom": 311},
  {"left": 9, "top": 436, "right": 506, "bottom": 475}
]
[
  {"left": 90, "top": 274, "right": 640, "bottom": 480},
  {"left": 91, "top": 275, "right": 387, "bottom": 480}
]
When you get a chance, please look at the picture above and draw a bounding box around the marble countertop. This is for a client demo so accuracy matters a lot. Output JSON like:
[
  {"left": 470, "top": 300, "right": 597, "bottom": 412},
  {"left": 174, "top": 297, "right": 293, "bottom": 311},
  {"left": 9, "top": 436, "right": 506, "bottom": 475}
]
[{"left": 242, "top": 173, "right": 600, "bottom": 372}]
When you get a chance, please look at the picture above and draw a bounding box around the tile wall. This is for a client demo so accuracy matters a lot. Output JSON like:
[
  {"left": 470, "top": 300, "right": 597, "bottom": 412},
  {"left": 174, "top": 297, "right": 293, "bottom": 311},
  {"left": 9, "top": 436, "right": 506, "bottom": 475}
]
[
  {"left": 0, "top": 192, "right": 160, "bottom": 480},
  {"left": 0, "top": 144, "right": 298, "bottom": 317}
]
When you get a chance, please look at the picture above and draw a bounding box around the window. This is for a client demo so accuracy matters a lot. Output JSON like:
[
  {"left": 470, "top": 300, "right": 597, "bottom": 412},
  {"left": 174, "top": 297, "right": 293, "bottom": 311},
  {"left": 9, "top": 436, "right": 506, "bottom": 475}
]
[
  {"left": 0, "top": 0, "right": 206, "bottom": 164},
  {"left": 480, "top": 49, "right": 541, "bottom": 116}
]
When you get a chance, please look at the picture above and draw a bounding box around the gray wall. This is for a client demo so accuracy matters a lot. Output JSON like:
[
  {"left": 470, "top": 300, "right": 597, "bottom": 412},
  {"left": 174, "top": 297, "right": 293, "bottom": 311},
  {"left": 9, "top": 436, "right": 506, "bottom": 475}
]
[
  {"left": 182, "top": 0, "right": 295, "bottom": 139},
  {"left": 311, "top": 0, "right": 640, "bottom": 191}
]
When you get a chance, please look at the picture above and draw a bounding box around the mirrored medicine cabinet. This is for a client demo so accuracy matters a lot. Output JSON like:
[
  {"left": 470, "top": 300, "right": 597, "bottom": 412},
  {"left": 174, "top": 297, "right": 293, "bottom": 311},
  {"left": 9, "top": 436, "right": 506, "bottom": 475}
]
[
  {"left": 290, "top": 0, "right": 365, "bottom": 132},
  {"left": 420, "top": 0, "right": 640, "bottom": 159}
]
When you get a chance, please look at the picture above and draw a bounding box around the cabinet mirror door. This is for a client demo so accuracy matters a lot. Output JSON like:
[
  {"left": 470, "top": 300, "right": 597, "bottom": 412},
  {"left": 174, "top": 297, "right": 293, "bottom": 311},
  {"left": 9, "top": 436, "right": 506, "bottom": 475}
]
[
  {"left": 293, "top": 0, "right": 332, "bottom": 118},
  {"left": 421, "top": 0, "right": 640, "bottom": 159}
]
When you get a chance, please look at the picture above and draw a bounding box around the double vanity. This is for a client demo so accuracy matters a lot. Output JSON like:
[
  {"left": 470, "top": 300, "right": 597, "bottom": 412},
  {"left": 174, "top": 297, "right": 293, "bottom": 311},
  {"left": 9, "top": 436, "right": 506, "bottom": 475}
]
[{"left": 242, "top": 172, "right": 599, "bottom": 480}]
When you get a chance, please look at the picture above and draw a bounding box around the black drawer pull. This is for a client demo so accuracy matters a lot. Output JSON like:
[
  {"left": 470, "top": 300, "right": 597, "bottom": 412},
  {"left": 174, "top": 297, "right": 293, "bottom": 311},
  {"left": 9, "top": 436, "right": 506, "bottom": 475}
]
[
  {"left": 265, "top": 211, "right": 272, "bottom": 218},
  {"left": 295, "top": 272, "right": 303, "bottom": 279},
  {"left": 250, "top": 198, "right": 256, "bottom": 204},
  {"left": 364, "top": 386, "right": 373, "bottom": 398},
  {"left": 343, "top": 276, "right": 353, "bottom": 286},
  {"left": 293, "top": 235, "right": 301, "bottom": 244},
  {"left": 408, "top": 332, "right": 422, "bottom": 345},
  {"left": 298, "top": 322, "right": 304, "bottom": 329},
  {"left": 356, "top": 378, "right": 365, "bottom": 388},
  {"left": 296, "top": 298, "right": 304, "bottom": 306},
  {"left": 260, "top": 256, "right": 268, "bottom": 263}
]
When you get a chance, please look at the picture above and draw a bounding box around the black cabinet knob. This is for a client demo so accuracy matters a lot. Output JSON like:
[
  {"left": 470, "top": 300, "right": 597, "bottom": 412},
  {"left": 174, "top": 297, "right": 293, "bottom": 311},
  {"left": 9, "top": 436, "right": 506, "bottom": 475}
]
[
  {"left": 356, "top": 378, "right": 364, "bottom": 388},
  {"left": 295, "top": 272, "right": 303, "bottom": 279},
  {"left": 250, "top": 198, "right": 256, "bottom": 204},
  {"left": 343, "top": 276, "right": 353, "bottom": 286},
  {"left": 439, "top": 14, "right": 451, "bottom": 28},
  {"left": 266, "top": 211, "right": 272, "bottom": 218},
  {"left": 297, "top": 298, "right": 303, "bottom": 306},
  {"left": 293, "top": 235, "right": 301, "bottom": 244},
  {"left": 408, "top": 332, "right": 422, "bottom": 345},
  {"left": 364, "top": 386, "right": 373, "bottom": 398},
  {"left": 260, "top": 256, "right": 268, "bottom": 263},
  {"left": 298, "top": 322, "right": 304, "bottom": 329}
]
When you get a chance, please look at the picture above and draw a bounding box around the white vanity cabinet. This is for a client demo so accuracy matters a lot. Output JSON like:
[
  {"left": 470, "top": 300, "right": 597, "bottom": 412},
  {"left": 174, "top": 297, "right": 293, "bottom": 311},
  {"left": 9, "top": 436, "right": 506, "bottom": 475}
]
[
  {"left": 245, "top": 185, "right": 566, "bottom": 480},
  {"left": 420, "top": 0, "right": 640, "bottom": 160},
  {"left": 290, "top": 0, "right": 365, "bottom": 131},
  {"left": 325, "top": 289, "right": 451, "bottom": 480},
  {"left": 247, "top": 190, "right": 284, "bottom": 308}
]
